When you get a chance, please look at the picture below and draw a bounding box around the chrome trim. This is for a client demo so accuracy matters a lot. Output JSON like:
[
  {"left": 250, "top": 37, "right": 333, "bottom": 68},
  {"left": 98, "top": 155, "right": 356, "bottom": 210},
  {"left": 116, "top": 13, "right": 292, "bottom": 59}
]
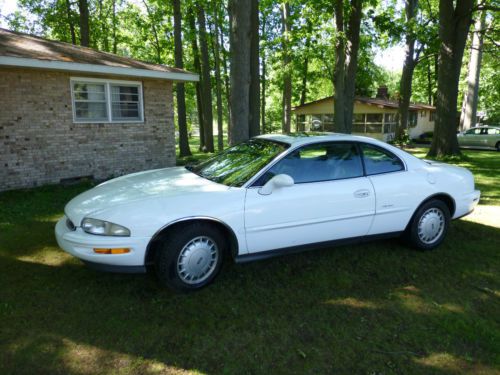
[{"left": 245, "top": 175, "right": 370, "bottom": 190}]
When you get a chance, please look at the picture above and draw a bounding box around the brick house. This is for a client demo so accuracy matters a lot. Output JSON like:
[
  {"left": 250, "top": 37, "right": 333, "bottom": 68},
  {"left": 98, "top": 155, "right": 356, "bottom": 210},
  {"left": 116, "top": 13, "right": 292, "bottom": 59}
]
[{"left": 0, "top": 28, "right": 198, "bottom": 191}]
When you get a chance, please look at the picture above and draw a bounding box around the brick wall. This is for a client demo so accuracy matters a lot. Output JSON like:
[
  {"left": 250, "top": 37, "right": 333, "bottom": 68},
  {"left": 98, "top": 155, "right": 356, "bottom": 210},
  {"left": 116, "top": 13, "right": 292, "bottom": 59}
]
[{"left": 0, "top": 67, "right": 176, "bottom": 191}]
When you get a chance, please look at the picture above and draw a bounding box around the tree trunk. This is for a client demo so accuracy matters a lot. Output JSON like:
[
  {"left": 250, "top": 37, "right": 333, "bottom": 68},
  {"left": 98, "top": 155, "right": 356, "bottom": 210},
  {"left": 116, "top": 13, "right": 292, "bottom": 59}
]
[
  {"left": 343, "top": 0, "right": 362, "bottom": 133},
  {"left": 459, "top": 11, "right": 486, "bottom": 131},
  {"left": 433, "top": 53, "right": 439, "bottom": 104},
  {"left": 218, "top": 20, "right": 232, "bottom": 136},
  {"left": 261, "top": 11, "right": 267, "bottom": 134},
  {"left": 333, "top": 0, "right": 346, "bottom": 133},
  {"left": 396, "top": 0, "right": 418, "bottom": 141},
  {"left": 188, "top": 10, "right": 205, "bottom": 150},
  {"left": 249, "top": 0, "right": 260, "bottom": 138},
  {"left": 299, "top": 56, "right": 309, "bottom": 106},
  {"left": 333, "top": 0, "right": 363, "bottom": 134},
  {"left": 78, "top": 0, "right": 90, "bottom": 47},
  {"left": 300, "top": 21, "right": 312, "bottom": 106},
  {"left": 112, "top": 0, "right": 117, "bottom": 54},
  {"left": 197, "top": 6, "right": 214, "bottom": 152},
  {"left": 426, "top": 59, "right": 432, "bottom": 105},
  {"left": 428, "top": 0, "right": 474, "bottom": 157},
  {"left": 281, "top": 2, "right": 292, "bottom": 133},
  {"left": 229, "top": 0, "right": 251, "bottom": 145},
  {"left": 65, "top": 0, "right": 76, "bottom": 45},
  {"left": 98, "top": 0, "right": 109, "bottom": 51},
  {"left": 173, "top": 0, "right": 191, "bottom": 157},
  {"left": 397, "top": 59, "right": 415, "bottom": 140},
  {"left": 212, "top": 1, "right": 224, "bottom": 151}
]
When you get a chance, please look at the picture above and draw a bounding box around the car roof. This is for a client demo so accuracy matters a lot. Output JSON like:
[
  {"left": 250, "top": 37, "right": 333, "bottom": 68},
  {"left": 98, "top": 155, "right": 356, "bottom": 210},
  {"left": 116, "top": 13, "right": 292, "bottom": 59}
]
[{"left": 255, "top": 132, "right": 386, "bottom": 147}]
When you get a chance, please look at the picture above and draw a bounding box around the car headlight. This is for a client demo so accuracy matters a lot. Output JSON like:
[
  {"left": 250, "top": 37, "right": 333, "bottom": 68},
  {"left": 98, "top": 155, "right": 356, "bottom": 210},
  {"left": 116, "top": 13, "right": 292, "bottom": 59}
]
[{"left": 81, "top": 218, "right": 131, "bottom": 237}]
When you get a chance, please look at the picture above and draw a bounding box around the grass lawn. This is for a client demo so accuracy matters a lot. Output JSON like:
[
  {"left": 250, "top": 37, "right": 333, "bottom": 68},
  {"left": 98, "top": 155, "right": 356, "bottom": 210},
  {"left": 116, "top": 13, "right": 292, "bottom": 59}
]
[
  {"left": 0, "top": 145, "right": 499, "bottom": 374},
  {"left": 175, "top": 136, "right": 229, "bottom": 167}
]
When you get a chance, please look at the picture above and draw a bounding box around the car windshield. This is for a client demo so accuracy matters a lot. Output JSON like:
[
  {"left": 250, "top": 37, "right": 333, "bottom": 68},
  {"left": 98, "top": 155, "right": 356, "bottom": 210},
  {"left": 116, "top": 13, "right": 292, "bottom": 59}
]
[{"left": 187, "top": 139, "right": 289, "bottom": 187}]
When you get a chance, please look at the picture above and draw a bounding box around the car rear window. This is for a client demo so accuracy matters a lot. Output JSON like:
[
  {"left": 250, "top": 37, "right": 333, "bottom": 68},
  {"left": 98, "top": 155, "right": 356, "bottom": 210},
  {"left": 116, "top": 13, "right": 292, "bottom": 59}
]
[{"left": 360, "top": 144, "right": 404, "bottom": 175}]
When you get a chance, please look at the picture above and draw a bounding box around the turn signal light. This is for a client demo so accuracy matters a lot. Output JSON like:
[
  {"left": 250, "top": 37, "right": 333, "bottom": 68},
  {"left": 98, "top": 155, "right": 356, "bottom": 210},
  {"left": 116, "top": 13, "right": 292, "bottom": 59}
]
[{"left": 93, "top": 248, "right": 130, "bottom": 254}]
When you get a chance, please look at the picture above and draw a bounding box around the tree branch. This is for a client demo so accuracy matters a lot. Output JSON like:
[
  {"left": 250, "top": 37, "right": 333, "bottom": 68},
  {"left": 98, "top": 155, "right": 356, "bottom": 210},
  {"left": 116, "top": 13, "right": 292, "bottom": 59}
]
[
  {"left": 477, "top": 5, "right": 500, "bottom": 11},
  {"left": 482, "top": 34, "right": 500, "bottom": 48},
  {"left": 474, "top": 1, "right": 500, "bottom": 12},
  {"left": 416, "top": 52, "right": 438, "bottom": 64}
]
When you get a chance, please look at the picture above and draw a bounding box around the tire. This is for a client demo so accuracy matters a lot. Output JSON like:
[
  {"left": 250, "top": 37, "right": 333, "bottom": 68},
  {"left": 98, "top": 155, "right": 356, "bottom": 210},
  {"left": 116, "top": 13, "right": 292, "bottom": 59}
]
[
  {"left": 155, "top": 223, "right": 225, "bottom": 292},
  {"left": 405, "top": 199, "right": 450, "bottom": 251},
  {"left": 496, "top": 142, "right": 500, "bottom": 152}
]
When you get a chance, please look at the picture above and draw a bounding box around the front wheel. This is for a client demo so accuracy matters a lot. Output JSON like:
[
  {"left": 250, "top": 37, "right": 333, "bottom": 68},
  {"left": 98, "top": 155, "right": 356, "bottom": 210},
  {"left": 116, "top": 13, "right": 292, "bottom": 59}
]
[
  {"left": 155, "top": 223, "right": 225, "bottom": 292},
  {"left": 406, "top": 199, "right": 450, "bottom": 251}
]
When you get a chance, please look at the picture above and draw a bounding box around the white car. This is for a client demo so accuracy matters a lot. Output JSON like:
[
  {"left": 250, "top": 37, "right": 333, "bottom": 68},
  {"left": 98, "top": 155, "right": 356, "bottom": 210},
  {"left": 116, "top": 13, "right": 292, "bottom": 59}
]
[{"left": 55, "top": 134, "right": 480, "bottom": 291}]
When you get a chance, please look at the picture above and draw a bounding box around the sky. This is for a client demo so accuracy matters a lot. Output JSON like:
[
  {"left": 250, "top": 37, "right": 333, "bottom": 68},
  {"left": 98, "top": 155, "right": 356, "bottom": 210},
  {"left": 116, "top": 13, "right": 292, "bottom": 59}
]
[
  {"left": 374, "top": 45, "right": 405, "bottom": 72},
  {"left": 0, "top": 0, "right": 17, "bottom": 28},
  {"left": 0, "top": 0, "right": 405, "bottom": 71}
]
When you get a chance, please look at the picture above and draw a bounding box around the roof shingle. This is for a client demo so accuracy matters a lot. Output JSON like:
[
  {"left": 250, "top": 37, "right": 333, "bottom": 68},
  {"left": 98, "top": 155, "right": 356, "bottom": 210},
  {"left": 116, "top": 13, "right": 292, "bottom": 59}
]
[{"left": 0, "top": 28, "right": 197, "bottom": 81}]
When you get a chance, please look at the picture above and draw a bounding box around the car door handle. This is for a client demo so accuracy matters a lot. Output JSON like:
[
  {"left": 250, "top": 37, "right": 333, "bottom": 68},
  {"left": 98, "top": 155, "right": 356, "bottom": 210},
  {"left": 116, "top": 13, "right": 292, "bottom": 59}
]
[{"left": 354, "top": 189, "right": 370, "bottom": 198}]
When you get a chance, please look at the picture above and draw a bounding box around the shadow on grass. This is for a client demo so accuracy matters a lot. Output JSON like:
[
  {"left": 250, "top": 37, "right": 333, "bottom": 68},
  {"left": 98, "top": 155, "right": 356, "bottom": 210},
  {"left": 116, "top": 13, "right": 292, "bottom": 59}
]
[
  {"left": 1, "top": 218, "right": 499, "bottom": 374},
  {"left": 0, "top": 220, "right": 59, "bottom": 257}
]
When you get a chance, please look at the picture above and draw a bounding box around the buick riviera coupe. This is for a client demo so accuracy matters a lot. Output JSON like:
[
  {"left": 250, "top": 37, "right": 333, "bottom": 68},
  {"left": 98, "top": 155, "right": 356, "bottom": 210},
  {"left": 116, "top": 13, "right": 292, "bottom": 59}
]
[{"left": 56, "top": 134, "right": 480, "bottom": 291}]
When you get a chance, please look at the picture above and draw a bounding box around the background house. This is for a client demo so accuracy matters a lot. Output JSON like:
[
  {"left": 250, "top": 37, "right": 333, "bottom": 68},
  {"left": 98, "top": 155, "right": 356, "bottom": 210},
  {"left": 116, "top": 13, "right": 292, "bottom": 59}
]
[
  {"left": 0, "top": 28, "right": 198, "bottom": 191},
  {"left": 293, "top": 88, "right": 436, "bottom": 141}
]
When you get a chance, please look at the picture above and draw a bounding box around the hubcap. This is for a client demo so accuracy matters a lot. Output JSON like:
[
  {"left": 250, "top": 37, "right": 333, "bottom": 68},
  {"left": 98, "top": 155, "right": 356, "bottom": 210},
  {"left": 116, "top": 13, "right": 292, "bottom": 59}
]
[
  {"left": 417, "top": 207, "right": 445, "bottom": 244},
  {"left": 177, "top": 236, "right": 218, "bottom": 284}
]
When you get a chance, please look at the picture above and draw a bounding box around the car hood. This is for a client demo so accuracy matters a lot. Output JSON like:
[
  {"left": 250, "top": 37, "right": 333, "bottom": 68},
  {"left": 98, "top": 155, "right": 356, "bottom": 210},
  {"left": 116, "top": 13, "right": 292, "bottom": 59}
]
[{"left": 65, "top": 167, "right": 227, "bottom": 225}]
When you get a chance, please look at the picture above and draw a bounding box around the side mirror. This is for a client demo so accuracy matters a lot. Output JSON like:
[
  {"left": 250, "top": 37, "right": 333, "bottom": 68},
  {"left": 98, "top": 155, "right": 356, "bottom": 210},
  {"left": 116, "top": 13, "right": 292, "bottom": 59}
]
[{"left": 258, "top": 174, "right": 294, "bottom": 195}]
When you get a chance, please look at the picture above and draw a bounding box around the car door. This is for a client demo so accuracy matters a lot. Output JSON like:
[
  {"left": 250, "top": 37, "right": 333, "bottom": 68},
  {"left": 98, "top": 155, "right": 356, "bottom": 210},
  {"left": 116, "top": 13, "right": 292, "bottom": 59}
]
[
  {"left": 476, "top": 128, "right": 489, "bottom": 148},
  {"left": 244, "top": 142, "right": 375, "bottom": 253},
  {"left": 360, "top": 143, "right": 418, "bottom": 235},
  {"left": 486, "top": 127, "right": 500, "bottom": 148},
  {"left": 461, "top": 128, "right": 481, "bottom": 147}
]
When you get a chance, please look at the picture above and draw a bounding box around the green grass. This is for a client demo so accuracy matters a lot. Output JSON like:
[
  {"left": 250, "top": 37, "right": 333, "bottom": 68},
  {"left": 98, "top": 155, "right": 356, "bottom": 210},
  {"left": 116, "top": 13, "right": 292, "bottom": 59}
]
[
  {"left": 0, "top": 147, "right": 499, "bottom": 374},
  {"left": 175, "top": 136, "right": 229, "bottom": 166}
]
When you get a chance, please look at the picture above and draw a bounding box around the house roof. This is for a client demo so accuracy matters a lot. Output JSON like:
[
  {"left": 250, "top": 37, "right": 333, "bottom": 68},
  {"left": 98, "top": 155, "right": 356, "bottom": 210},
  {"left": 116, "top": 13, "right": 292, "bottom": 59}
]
[
  {"left": 0, "top": 28, "right": 198, "bottom": 82},
  {"left": 292, "top": 96, "right": 435, "bottom": 111}
]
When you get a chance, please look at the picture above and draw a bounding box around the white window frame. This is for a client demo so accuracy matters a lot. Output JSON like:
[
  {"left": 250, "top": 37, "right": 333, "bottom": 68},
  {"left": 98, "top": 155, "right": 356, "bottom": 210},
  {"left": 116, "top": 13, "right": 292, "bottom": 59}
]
[{"left": 70, "top": 77, "right": 144, "bottom": 124}]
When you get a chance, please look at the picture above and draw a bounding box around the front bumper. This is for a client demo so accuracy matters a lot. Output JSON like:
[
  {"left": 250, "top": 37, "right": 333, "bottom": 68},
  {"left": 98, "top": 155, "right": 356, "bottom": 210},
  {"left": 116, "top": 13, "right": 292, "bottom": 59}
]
[
  {"left": 453, "top": 190, "right": 481, "bottom": 219},
  {"left": 55, "top": 216, "right": 150, "bottom": 272}
]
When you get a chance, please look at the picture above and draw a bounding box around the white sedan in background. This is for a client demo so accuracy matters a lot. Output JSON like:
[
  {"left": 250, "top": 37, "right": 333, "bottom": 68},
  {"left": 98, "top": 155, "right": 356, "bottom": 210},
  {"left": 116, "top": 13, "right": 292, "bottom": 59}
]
[{"left": 56, "top": 134, "right": 480, "bottom": 291}]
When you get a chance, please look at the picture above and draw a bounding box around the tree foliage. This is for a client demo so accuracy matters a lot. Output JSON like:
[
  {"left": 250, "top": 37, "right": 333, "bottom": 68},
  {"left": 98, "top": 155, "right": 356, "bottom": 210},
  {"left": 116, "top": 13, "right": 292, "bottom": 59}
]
[{"left": 4, "top": 0, "right": 499, "bottom": 156}]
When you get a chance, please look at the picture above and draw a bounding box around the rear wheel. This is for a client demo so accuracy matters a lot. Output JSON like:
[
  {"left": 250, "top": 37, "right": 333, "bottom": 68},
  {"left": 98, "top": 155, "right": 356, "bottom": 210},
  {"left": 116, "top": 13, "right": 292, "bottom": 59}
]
[
  {"left": 155, "top": 223, "right": 225, "bottom": 292},
  {"left": 496, "top": 142, "right": 499, "bottom": 152},
  {"left": 406, "top": 199, "right": 450, "bottom": 251}
]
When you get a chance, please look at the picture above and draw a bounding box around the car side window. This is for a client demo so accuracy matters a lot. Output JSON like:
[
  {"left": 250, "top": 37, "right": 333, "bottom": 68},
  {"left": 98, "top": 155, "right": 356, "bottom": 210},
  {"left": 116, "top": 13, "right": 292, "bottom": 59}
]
[
  {"left": 361, "top": 144, "right": 404, "bottom": 175},
  {"left": 254, "top": 142, "right": 363, "bottom": 186},
  {"left": 487, "top": 128, "right": 499, "bottom": 135},
  {"left": 466, "top": 128, "right": 481, "bottom": 135}
]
